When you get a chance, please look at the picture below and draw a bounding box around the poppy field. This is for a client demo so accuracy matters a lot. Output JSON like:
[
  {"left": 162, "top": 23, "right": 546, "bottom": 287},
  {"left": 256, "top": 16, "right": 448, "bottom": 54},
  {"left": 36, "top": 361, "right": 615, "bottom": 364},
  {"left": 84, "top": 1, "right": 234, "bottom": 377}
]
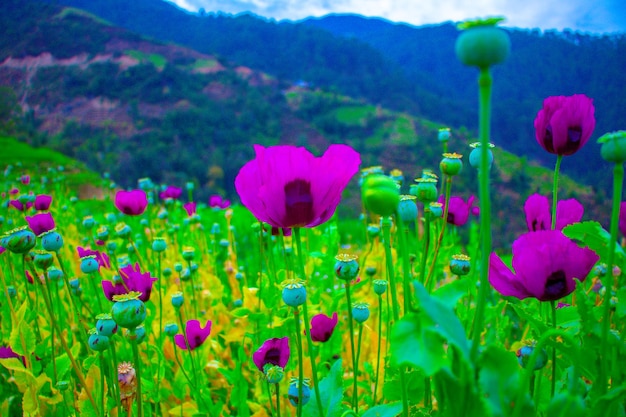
[{"left": 1, "top": 20, "right": 626, "bottom": 417}]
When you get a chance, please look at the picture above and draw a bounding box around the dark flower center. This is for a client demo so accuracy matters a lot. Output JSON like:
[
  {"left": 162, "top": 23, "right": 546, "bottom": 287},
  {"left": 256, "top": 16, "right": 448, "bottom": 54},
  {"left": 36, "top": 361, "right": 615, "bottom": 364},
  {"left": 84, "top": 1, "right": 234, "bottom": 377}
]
[
  {"left": 562, "top": 126, "right": 583, "bottom": 155},
  {"left": 531, "top": 219, "right": 547, "bottom": 231},
  {"left": 447, "top": 212, "right": 455, "bottom": 224},
  {"left": 263, "top": 348, "right": 282, "bottom": 367},
  {"left": 192, "top": 335, "right": 203, "bottom": 349},
  {"left": 543, "top": 270, "right": 567, "bottom": 300},
  {"left": 284, "top": 179, "right": 313, "bottom": 226}
]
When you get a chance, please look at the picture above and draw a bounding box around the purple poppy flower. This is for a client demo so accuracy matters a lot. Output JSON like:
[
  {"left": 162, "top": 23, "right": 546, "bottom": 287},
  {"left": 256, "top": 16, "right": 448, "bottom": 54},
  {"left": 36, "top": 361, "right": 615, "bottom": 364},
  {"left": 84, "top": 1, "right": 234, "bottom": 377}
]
[
  {"left": 183, "top": 202, "right": 197, "bottom": 217},
  {"left": 489, "top": 230, "right": 598, "bottom": 301},
  {"left": 0, "top": 245, "right": 5, "bottom": 255},
  {"left": 159, "top": 186, "right": 183, "bottom": 200},
  {"left": 77, "top": 247, "right": 110, "bottom": 270},
  {"left": 25, "top": 212, "right": 55, "bottom": 236},
  {"left": 253, "top": 337, "right": 290, "bottom": 372},
  {"left": 534, "top": 94, "right": 595, "bottom": 156},
  {"left": 174, "top": 320, "right": 212, "bottom": 350},
  {"left": 20, "top": 175, "right": 30, "bottom": 185},
  {"left": 115, "top": 190, "right": 148, "bottom": 216},
  {"left": 524, "top": 194, "right": 583, "bottom": 232},
  {"left": 9, "top": 188, "right": 19, "bottom": 195},
  {"left": 209, "top": 194, "right": 231, "bottom": 209},
  {"left": 0, "top": 345, "right": 25, "bottom": 365},
  {"left": 34, "top": 194, "right": 52, "bottom": 211},
  {"left": 9, "top": 200, "right": 33, "bottom": 212},
  {"left": 235, "top": 144, "right": 360, "bottom": 229},
  {"left": 619, "top": 202, "right": 626, "bottom": 237},
  {"left": 437, "top": 195, "right": 476, "bottom": 226},
  {"left": 309, "top": 312, "right": 338, "bottom": 342},
  {"left": 102, "top": 262, "right": 157, "bottom": 302}
]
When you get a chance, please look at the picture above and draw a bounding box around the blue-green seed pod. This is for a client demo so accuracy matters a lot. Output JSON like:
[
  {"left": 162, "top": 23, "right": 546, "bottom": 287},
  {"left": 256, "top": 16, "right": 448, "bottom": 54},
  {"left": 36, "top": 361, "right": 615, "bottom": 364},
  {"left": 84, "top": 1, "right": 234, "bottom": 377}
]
[
  {"left": 1, "top": 227, "right": 36, "bottom": 254},
  {"left": 106, "top": 241, "right": 117, "bottom": 254},
  {"left": 373, "top": 279, "right": 388, "bottom": 295},
  {"left": 282, "top": 280, "right": 307, "bottom": 307},
  {"left": 455, "top": 19, "right": 511, "bottom": 69},
  {"left": 56, "top": 380, "right": 70, "bottom": 392},
  {"left": 47, "top": 267, "right": 63, "bottom": 282},
  {"left": 334, "top": 254, "right": 360, "bottom": 281},
  {"left": 82, "top": 216, "right": 95, "bottom": 229},
  {"left": 7, "top": 286, "right": 16, "bottom": 298},
  {"left": 599, "top": 131, "right": 626, "bottom": 164},
  {"left": 96, "top": 314, "right": 118, "bottom": 337},
  {"left": 352, "top": 303, "right": 370, "bottom": 324},
  {"left": 174, "top": 263, "right": 183, "bottom": 273},
  {"left": 516, "top": 343, "right": 548, "bottom": 370},
  {"left": 367, "top": 224, "right": 380, "bottom": 238},
  {"left": 429, "top": 203, "right": 443, "bottom": 218},
  {"left": 80, "top": 256, "right": 99, "bottom": 274},
  {"left": 233, "top": 299, "right": 243, "bottom": 308},
  {"left": 115, "top": 223, "right": 131, "bottom": 238},
  {"left": 164, "top": 322, "right": 179, "bottom": 337},
  {"left": 365, "top": 266, "right": 377, "bottom": 277},
  {"left": 88, "top": 330, "right": 110, "bottom": 352},
  {"left": 450, "top": 254, "right": 471, "bottom": 276},
  {"left": 152, "top": 238, "right": 167, "bottom": 252},
  {"left": 413, "top": 178, "right": 438, "bottom": 204},
  {"left": 264, "top": 364, "right": 284, "bottom": 384},
  {"left": 34, "top": 251, "right": 54, "bottom": 270},
  {"left": 398, "top": 196, "right": 418, "bottom": 223},
  {"left": 440, "top": 153, "right": 463, "bottom": 176},
  {"left": 182, "top": 246, "right": 195, "bottom": 261},
  {"left": 163, "top": 267, "right": 172, "bottom": 278},
  {"left": 130, "top": 325, "right": 147, "bottom": 344},
  {"left": 41, "top": 230, "right": 64, "bottom": 252},
  {"left": 171, "top": 292, "right": 184, "bottom": 309},
  {"left": 438, "top": 128, "right": 451, "bottom": 142},
  {"left": 288, "top": 379, "right": 311, "bottom": 406},
  {"left": 111, "top": 292, "right": 147, "bottom": 330},
  {"left": 469, "top": 142, "right": 495, "bottom": 170}
]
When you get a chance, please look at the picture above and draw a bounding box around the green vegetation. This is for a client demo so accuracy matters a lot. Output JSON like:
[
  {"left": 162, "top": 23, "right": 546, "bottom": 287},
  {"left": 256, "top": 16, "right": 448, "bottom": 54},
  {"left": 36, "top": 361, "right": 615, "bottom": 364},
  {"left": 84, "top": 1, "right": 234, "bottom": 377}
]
[{"left": 125, "top": 50, "right": 167, "bottom": 70}]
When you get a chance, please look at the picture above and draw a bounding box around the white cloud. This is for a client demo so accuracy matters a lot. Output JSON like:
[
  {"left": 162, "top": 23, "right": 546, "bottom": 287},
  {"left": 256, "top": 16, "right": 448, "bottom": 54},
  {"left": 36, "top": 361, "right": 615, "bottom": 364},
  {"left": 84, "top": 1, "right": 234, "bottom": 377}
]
[{"left": 166, "top": 0, "right": 626, "bottom": 33}]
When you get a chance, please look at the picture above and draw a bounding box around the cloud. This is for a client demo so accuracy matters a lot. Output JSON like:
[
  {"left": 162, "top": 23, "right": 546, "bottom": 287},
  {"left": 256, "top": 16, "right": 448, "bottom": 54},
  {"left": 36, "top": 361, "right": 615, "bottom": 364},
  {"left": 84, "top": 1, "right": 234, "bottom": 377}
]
[{"left": 167, "top": 0, "right": 626, "bottom": 33}]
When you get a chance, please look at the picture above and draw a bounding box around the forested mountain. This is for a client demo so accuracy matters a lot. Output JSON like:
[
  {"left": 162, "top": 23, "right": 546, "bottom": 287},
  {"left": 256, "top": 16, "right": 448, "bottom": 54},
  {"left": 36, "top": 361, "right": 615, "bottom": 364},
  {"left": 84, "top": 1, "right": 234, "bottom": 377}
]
[
  {"left": 0, "top": 0, "right": 615, "bottom": 245},
  {"left": 34, "top": 0, "right": 626, "bottom": 193}
]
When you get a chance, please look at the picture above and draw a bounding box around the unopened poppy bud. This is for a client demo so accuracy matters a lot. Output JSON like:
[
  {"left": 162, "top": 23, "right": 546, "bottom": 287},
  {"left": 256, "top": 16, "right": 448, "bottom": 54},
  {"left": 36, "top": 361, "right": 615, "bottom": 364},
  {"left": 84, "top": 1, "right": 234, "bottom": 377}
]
[
  {"left": 281, "top": 279, "right": 307, "bottom": 307},
  {"left": 362, "top": 174, "right": 400, "bottom": 217}
]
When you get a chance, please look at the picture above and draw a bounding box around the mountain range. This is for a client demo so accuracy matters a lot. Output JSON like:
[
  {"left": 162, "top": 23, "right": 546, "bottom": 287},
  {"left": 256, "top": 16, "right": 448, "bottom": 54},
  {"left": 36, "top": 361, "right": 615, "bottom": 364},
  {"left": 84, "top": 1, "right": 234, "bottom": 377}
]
[{"left": 0, "top": 0, "right": 620, "bottom": 246}]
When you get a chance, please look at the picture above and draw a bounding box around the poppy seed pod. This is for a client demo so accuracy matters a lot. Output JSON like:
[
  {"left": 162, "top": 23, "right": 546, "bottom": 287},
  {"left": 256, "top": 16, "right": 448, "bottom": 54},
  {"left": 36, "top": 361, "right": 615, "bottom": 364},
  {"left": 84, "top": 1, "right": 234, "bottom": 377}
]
[
  {"left": 440, "top": 153, "right": 463, "bottom": 176},
  {"left": 88, "top": 330, "right": 110, "bottom": 352},
  {"left": 41, "top": 230, "right": 64, "bottom": 252},
  {"left": 352, "top": 302, "right": 370, "bottom": 324},
  {"left": 599, "top": 131, "right": 626, "bottom": 164},
  {"left": 455, "top": 19, "right": 511, "bottom": 69},
  {"left": 288, "top": 378, "right": 311, "bottom": 406},
  {"left": 1, "top": 227, "right": 36, "bottom": 254},
  {"left": 282, "top": 279, "right": 307, "bottom": 307},
  {"left": 469, "top": 142, "right": 495, "bottom": 169},
  {"left": 413, "top": 178, "right": 438, "bottom": 204},
  {"left": 96, "top": 314, "right": 118, "bottom": 337},
  {"left": 111, "top": 292, "right": 147, "bottom": 330},
  {"left": 362, "top": 174, "right": 400, "bottom": 217},
  {"left": 335, "top": 254, "right": 359, "bottom": 281}
]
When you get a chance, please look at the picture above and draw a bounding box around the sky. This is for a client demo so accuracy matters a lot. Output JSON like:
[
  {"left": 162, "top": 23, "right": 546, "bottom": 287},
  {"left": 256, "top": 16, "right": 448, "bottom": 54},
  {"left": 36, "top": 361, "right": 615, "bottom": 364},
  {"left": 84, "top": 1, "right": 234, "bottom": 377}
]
[{"left": 166, "top": 0, "right": 626, "bottom": 34}]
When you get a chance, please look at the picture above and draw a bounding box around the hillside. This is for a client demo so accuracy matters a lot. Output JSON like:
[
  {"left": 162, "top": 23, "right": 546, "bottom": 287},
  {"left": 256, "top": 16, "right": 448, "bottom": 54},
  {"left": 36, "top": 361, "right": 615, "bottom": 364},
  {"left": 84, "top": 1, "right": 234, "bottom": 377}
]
[
  {"left": 33, "top": 0, "right": 626, "bottom": 195},
  {"left": 0, "top": 0, "right": 613, "bottom": 247}
]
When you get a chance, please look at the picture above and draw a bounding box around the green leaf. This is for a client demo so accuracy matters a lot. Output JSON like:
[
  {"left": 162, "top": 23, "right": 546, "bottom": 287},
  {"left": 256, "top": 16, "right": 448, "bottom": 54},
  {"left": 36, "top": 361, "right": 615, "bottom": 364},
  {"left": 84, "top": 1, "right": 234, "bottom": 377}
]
[
  {"left": 591, "top": 385, "right": 626, "bottom": 417},
  {"left": 616, "top": 288, "right": 626, "bottom": 319},
  {"left": 478, "top": 345, "right": 533, "bottom": 417},
  {"left": 562, "top": 221, "right": 625, "bottom": 264},
  {"left": 413, "top": 281, "right": 470, "bottom": 359},
  {"left": 361, "top": 401, "right": 403, "bottom": 417},
  {"left": 432, "top": 278, "right": 470, "bottom": 308},
  {"left": 231, "top": 307, "right": 251, "bottom": 318},
  {"left": 303, "top": 359, "right": 345, "bottom": 417},
  {"left": 9, "top": 305, "right": 36, "bottom": 357},
  {"left": 390, "top": 314, "right": 447, "bottom": 375}
]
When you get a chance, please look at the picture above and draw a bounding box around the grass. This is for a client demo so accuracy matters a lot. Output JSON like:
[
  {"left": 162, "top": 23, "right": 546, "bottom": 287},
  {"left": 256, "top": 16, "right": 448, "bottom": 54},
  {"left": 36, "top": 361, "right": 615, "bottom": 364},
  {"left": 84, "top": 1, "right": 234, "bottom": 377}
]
[{"left": 125, "top": 50, "right": 167, "bottom": 70}]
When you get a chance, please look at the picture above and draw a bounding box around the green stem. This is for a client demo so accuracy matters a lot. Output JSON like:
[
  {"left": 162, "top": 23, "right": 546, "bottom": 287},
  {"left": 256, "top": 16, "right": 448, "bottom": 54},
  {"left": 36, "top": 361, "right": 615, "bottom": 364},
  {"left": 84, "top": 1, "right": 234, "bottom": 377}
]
[
  {"left": 293, "top": 228, "right": 324, "bottom": 417},
  {"left": 344, "top": 281, "right": 357, "bottom": 408},
  {"left": 130, "top": 331, "right": 143, "bottom": 417},
  {"left": 373, "top": 293, "right": 383, "bottom": 406},
  {"left": 551, "top": 155, "right": 563, "bottom": 229},
  {"left": 381, "top": 217, "right": 409, "bottom": 417},
  {"left": 294, "top": 307, "right": 304, "bottom": 417},
  {"left": 109, "top": 342, "right": 123, "bottom": 414},
  {"left": 275, "top": 383, "right": 282, "bottom": 417},
  {"left": 599, "top": 162, "right": 623, "bottom": 395},
  {"left": 43, "top": 269, "right": 58, "bottom": 384},
  {"left": 156, "top": 251, "right": 164, "bottom": 407},
  {"left": 418, "top": 210, "right": 432, "bottom": 285},
  {"left": 187, "top": 260, "right": 199, "bottom": 318},
  {"left": 425, "top": 176, "right": 452, "bottom": 289},
  {"left": 470, "top": 67, "right": 493, "bottom": 362},
  {"left": 99, "top": 353, "right": 105, "bottom": 417},
  {"left": 550, "top": 300, "right": 557, "bottom": 397},
  {"left": 395, "top": 210, "right": 413, "bottom": 313},
  {"left": 353, "top": 324, "right": 363, "bottom": 413}
]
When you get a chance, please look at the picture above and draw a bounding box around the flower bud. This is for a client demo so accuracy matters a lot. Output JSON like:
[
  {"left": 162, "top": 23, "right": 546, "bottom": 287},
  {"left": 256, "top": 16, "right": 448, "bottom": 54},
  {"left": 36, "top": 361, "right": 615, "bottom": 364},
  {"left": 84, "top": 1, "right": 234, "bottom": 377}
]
[
  {"left": 282, "top": 279, "right": 307, "bottom": 307},
  {"left": 362, "top": 174, "right": 400, "bottom": 217}
]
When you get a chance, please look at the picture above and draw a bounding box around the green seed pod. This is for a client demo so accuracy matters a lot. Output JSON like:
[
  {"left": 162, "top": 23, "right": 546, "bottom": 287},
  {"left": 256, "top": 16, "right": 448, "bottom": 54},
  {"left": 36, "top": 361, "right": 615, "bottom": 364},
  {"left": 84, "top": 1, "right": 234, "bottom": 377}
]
[
  {"left": 1, "top": 227, "right": 36, "bottom": 254},
  {"left": 455, "top": 19, "right": 511, "bottom": 69},
  {"left": 440, "top": 153, "right": 464, "bottom": 176},
  {"left": 598, "top": 131, "right": 626, "bottom": 164},
  {"left": 111, "top": 292, "right": 147, "bottom": 330}
]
